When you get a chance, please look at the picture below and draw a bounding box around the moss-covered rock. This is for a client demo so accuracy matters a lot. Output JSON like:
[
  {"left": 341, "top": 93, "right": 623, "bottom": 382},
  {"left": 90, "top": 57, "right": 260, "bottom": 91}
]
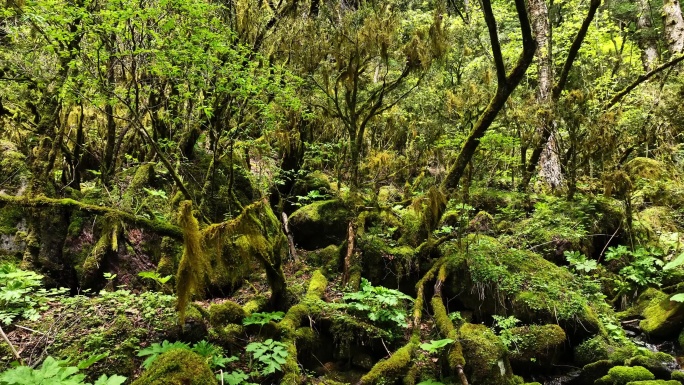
[
  {"left": 459, "top": 323, "right": 515, "bottom": 385},
  {"left": 358, "top": 233, "right": 415, "bottom": 288},
  {"left": 575, "top": 360, "right": 615, "bottom": 384},
  {"left": 575, "top": 336, "right": 613, "bottom": 366},
  {"left": 291, "top": 171, "right": 332, "bottom": 199},
  {"left": 131, "top": 349, "right": 216, "bottom": 385},
  {"left": 624, "top": 381, "right": 680, "bottom": 385},
  {"left": 508, "top": 324, "right": 566, "bottom": 370},
  {"left": 625, "top": 352, "right": 677, "bottom": 379},
  {"left": 671, "top": 370, "right": 684, "bottom": 382},
  {"left": 308, "top": 244, "right": 342, "bottom": 275},
  {"left": 289, "top": 199, "right": 350, "bottom": 250},
  {"left": 208, "top": 301, "right": 246, "bottom": 327},
  {"left": 595, "top": 366, "right": 655, "bottom": 385},
  {"left": 639, "top": 289, "right": 684, "bottom": 338},
  {"left": 441, "top": 235, "right": 601, "bottom": 338}
]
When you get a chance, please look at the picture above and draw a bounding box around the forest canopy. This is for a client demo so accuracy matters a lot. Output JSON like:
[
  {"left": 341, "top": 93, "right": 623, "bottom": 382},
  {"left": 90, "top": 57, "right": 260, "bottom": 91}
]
[{"left": 2, "top": 0, "right": 684, "bottom": 384}]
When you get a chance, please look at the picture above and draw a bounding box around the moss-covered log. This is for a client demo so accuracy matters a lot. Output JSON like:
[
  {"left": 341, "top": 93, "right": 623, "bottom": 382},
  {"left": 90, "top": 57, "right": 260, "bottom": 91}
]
[{"left": 0, "top": 194, "right": 182, "bottom": 239}]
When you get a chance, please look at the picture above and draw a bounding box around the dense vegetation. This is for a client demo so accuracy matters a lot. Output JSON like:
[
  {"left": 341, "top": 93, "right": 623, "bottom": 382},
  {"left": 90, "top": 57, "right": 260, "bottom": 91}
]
[{"left": 2, "top": 0, "right": 684, "bottom": 383}]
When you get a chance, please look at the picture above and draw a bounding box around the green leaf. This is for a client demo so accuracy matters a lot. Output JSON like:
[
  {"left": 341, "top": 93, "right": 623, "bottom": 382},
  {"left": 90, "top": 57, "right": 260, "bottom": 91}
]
[
  {"left": 670, "top": 293, "right": 684, "bottom": 302},
  {"left": 664, "top": 253, "right": 684, "bottom": 271},
  {"left": 93, "top": 374, "right": 127, "bottom": 385}
]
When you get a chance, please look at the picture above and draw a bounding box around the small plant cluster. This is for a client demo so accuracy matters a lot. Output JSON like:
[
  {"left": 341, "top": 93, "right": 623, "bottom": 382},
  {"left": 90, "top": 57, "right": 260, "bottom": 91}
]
[
  {"left": 138, "top": 340, "right": 236, "bottom": 371},
  {"left": 242, "top": 311, "right": 284, "bottom": 327},
  {"left": 245, "top": 339, "right": 289, "bottom": 376},
  {"left": 339, "top": 278, "right": 414, "bottom": 329},
  {"left": 491, "top": 315, "right": 522, "bottom": 350},
  {"left": 0, "top": 263, "right": 68, "bottom": 325},
  {"left": 0, "top": 356, "right": 125, "bottom": 385},
  {"left": 605, "top": 246, "right": 665, "bottom": 290},
  {"left": 138, "top": 338, "right": 290, "bottom": 384}
]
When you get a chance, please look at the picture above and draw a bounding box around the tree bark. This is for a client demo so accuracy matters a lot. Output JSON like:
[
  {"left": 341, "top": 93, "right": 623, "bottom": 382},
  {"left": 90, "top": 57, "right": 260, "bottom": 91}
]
[
  {"left": 528, "top": 0, "right": 564, "bottom": 190},
  {"left": 637, "top": 0, "right": 659, "bottom": 70},
  {"left": 663, "top": 0, "right": 684, "bottom": 54},
  {"left": 442, "top": 0, "right": 536, "bottom": 191},
  {"left": 519, "top": 0, "right": 601, "bottom": 191}
]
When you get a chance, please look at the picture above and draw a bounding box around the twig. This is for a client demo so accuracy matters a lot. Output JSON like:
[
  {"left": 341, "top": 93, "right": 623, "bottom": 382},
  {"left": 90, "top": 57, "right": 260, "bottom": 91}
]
[
  {"left": 598, "top": 224, "right": 621, "bottom": 263},
  {"left": 380, "top": 338, "right": 392, "bottom": 357},
  {"left": 0, "top": 325, "right": 22, "bottom": 364},
  {"left": 14, "top": 325, "right": 45, "bottom": 335}
]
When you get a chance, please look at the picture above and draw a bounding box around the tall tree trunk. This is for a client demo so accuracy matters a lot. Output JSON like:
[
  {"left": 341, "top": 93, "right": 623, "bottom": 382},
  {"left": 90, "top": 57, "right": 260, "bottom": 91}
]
[
  {"left": 663, "top": 0, "right": 684, "bottom": 54},
  {"left": 637, "top": 0, "right": 659, "bottom": 70},
  {"left": 519, "top": 0, "right": 601, "bottom": 191},
  {"left": 528, "top": 0, "right": 564, "bottom": 190}
]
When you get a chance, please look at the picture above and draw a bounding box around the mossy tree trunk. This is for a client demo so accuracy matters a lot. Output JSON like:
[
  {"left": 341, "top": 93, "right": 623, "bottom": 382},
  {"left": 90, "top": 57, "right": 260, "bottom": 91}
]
[{"left": 443, "top": 0, "right": 536, "bottom": 191}]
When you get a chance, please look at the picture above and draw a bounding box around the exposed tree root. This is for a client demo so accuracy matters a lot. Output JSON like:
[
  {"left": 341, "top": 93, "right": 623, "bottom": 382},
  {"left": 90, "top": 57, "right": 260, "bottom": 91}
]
[
  {"left": 278, "top": 270, "right": 328, "bottom": 385},
  {"left": 431, "top": 264, "right": 468, "bottom": 385},
  {"left": 357, "top": 335, "right": 419, "bottom": 385}
]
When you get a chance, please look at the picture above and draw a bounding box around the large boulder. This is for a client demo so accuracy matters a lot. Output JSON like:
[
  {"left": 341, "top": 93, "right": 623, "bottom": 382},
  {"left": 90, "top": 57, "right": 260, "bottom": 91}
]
[
  {"left": 289, "top": 200, "right": 350, "bottom": 250},
  {"left": 441, "top": 235, "right": 601, "bottom": 340}
]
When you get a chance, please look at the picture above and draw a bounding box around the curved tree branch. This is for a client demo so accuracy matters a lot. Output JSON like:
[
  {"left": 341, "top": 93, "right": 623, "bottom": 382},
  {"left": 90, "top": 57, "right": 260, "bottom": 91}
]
[
  {"left": 442, "top": 0, "right": 536, "bottom": 191},
  {"left": 605, "top": 53, "right": 684, "bottom": 109}
]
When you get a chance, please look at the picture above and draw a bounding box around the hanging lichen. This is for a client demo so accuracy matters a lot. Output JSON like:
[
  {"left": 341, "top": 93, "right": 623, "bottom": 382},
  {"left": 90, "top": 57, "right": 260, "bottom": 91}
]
[
  {"left": 176, "top": 200, "right": 208, "bottom": 324},
  {"left": 202, "top": 198, "right": 289, "bottom": 308}
]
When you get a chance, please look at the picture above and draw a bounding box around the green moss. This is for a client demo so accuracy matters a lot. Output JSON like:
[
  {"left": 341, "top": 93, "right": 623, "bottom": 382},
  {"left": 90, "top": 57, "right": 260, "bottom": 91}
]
[
  {"left": 131, "top": 349, "right": 216, "bottom": 385},
  {"left": 639, "top": 289, "right": 684, "bottom": 337},
  {"left": 625, "top": 352, "right": 677, "bottom": 379},
  {"left": 671, "top": 370, "right": 684, "bottom": 381},
  {"left": 459, "top": 322, "right": 513, "bottom": 385},
  {"left": 575, "top": 336, "right": 612, "bottom": 365},
  {"left": 0, "top": 205, "right": 24, "bottom": 235},
  {"left": 595, "top": 366, "right": 655, "bottom": 385},
  {"left": 360, "top": 338, "right": 418, "bottom": 384},
  {"left": 208, "top": 301, "right": 246, "bottom": 327},
  {"left": 624, "top": 381, "right": 680, "bottom": 385},
  {"left": 576, "top": 360, "right": 614, "bottom": 384},
  {"left": 625, "top": 157, "right": 669, "bottom": 180},
  {"left": 441, "top": 235, "right": 601, "bottom": 331},
  {"left": 430, "top": 296, "right": 465, "bottom": 368},
  {"left": 309, "top": 244, "right": 341, "bottom": 273},
  {"left": 307, "top": 270, "right": 328, "bottom": 299},
  {"left": 294, "top": 327, "right": 318, "bottom": 350},
  {"left": 291, "top": 170, "right": 331, "bottom": 198},
  {"left": 210, "top": 324, "right": 245, "bottom": 346},
  {"left": 288, "top": 199, "right": 349, "bottom": 250},
  {"left": 358, "top": 234, "right": 415, "bottom": 286},
  {"left": 509, "top": 324, "right": 565, "bottom": 366},
  {"left": 243, "top": 297, "right": 266, "bottom": 315}
]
